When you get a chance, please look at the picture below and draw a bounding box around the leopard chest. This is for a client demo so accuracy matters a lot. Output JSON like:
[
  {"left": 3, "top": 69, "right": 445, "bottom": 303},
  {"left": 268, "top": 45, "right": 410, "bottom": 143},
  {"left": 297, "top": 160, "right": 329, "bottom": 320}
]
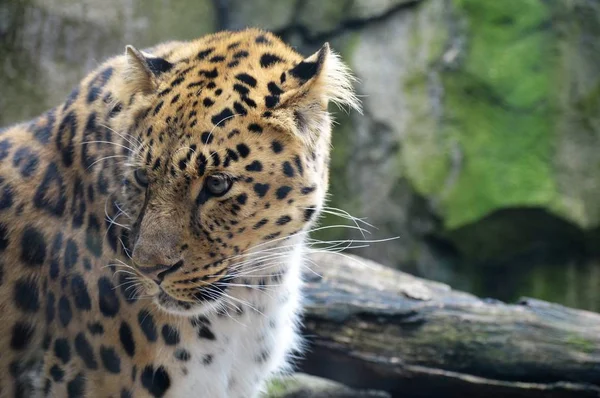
[{"left": 164, "top": 274, "right": 303, "bottom": 398}]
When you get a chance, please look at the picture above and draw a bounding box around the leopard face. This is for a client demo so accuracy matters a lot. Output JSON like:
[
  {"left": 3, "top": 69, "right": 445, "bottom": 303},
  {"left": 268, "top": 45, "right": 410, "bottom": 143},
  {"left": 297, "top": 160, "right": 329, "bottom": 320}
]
[{"left": 112, "top": 30, "right": 359, "bottom": 315}]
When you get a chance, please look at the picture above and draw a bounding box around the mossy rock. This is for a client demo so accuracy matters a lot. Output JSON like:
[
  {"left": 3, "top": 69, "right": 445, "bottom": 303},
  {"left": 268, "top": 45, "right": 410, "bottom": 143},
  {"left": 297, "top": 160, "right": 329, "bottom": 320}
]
[
  {"left": 400, "top": 0, "right": 600, "bottom": 234},
  {"left": 264, "top": 374, "right": 390, "bottom": 398},
  {"left": 403, "top": 0, "right": 557, "bottom": 229},
  {"left": 0, "top": 0, "right": 216, "bottom": 126}
]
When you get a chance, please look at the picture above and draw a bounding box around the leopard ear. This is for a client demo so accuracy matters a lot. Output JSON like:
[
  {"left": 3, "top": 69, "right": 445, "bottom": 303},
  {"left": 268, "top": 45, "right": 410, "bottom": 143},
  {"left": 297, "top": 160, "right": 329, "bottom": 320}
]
[
  {"left": 278, "top": 43, "right": 361, "bottom": 144},
  {"left": 124, "top": 45, "right": 174, "bottom": 95}
]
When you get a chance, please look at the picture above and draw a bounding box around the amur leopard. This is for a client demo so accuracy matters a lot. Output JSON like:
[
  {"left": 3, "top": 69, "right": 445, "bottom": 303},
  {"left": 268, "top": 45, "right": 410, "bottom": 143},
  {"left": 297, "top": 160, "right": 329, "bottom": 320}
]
[{"left": 0, "top": 28, "right": 360, "bottom": 397}]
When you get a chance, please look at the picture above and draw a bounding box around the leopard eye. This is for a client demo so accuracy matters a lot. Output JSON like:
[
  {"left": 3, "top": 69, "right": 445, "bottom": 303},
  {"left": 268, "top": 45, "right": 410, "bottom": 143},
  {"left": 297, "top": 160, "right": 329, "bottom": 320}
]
[
  {"left": 134, "top": 169, "right": 149, "bottom": 187},
  {"left": 205, "top": 174, "right": 232, "bottom": 196}
]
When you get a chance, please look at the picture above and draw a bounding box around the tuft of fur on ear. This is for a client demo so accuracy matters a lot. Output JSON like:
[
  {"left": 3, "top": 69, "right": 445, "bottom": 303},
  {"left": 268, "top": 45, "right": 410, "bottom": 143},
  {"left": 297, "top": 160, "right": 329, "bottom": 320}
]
[
  {"left": 124, "top": 45, "right": 174, "bottom": 95},
  {"left": 277, "top": 43, "right": 361, "bottom": 146},
  {"left": 284, "top": 43, "right": 361, "bottom": 114},
  {"left": 316, "top": 43, "right": 362, "bottom": 114}
]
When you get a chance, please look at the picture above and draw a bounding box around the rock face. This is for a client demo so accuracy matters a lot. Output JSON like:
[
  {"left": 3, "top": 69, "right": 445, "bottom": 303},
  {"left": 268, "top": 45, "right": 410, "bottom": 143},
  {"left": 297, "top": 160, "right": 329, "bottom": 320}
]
[{"left": 1, "top": 0, "right": 600, "bottom": 308}]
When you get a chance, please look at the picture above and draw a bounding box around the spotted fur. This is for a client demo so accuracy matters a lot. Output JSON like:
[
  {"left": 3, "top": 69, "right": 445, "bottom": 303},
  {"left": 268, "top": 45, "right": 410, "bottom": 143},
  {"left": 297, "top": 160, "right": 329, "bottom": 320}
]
[{"left": 0, "top": 28, "right": 359, "bottom": 397}]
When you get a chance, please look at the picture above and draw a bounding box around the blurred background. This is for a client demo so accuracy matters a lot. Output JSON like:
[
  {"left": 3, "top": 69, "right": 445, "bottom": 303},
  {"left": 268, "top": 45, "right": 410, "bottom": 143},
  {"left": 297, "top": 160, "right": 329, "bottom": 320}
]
[{"left": 1, "top": 0, "right": 600, "bottom": 312}]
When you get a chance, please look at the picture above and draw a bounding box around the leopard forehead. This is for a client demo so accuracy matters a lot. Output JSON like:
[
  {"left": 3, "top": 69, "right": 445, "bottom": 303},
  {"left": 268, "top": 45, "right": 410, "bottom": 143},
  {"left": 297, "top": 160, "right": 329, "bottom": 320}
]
[
  {"left": 131, "top": 30, "right": 303, "bottom": 133},
  {"left": 112, "top": 28, "right": 360, "bottom": 182},
  {"left": 124, "top": 29, "right": 320, "bottom": 180},
  {"left": 122, "top": 30, "right": 322, "bottom": 199}
]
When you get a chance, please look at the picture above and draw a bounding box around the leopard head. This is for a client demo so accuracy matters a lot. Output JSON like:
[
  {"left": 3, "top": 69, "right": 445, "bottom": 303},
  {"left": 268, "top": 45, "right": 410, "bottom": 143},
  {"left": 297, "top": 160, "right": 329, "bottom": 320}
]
[{"left": 112, "top": 30, "right": 360, "bottom": 315}]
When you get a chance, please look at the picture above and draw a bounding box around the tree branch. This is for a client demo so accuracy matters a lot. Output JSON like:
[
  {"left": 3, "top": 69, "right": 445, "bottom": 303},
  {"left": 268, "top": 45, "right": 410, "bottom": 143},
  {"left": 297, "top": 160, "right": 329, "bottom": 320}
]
[{"left": 298, "top": 253, "right": 600, "bottom": 398}]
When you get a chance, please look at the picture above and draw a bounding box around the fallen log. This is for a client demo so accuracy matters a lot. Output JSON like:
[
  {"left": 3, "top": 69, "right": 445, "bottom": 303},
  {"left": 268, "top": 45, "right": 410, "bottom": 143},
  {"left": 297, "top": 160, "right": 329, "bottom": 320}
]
[{"left": 298, "top": 252, "right": 600, "bottom": 398}]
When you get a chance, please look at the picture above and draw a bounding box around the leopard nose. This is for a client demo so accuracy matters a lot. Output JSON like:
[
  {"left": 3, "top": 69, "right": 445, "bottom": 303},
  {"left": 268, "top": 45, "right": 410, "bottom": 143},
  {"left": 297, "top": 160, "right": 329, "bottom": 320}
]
[
  {"left": 135, "top": 260, "right": 184, "bottom": 284},
  {"left": 131, "top": 241, "right": 184, "bottom": 282}
]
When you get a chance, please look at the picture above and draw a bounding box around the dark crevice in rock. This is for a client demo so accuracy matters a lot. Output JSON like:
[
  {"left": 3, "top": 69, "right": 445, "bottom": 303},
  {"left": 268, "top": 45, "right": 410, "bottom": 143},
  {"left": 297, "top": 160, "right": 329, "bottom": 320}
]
[
  {"left": 0, "top": 1, "right": 30, "bottom": 53},
  {"left": 587, "top": 226, "right": 600, "bottom": 257},
  {"left": 288, "top": 0, "right": 310, "bottom": 31},
  {"left": 275, "top": 0, "right": 424, "bottom": 45},
  {"left": 423, "top": 234, "right": 461, "bottom": 261},
  {"left": 212, "top": 0, "right": 230, "bottom": 31},
  {"left": 408, "top": 207, "right": 600, "bottom": 309},
  {"left": 443, "top": 207, "right": 591, "bottom": 264}
]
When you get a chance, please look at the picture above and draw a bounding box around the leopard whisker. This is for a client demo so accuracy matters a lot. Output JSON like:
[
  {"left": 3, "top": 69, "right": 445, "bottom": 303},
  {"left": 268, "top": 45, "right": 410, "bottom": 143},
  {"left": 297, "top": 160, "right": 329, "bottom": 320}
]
[
  {"left": 227, "top": 239, "right": 358, "bottom": 271},
  {"left": 227, "top": 256, "right": 290, "bottom": 275},
  {"left": 97, "top": 122, "right": 143, "bottom": 148},
  {"left": 205, "top": 113, "right": 241, "bottom": 146},
  {"left": 228, "top": 259, "right": 290, "bottom": 277},
  {"left": 86, "top": 155, "right": 128, "bottom": 171},
  {"left": 319, "top": 206, "right": 376, "bottom": 229},
  {"left": 231, "top": 258, "right": 321, "bottom": 281},
  {"left": 105, "top": 209, "right": 130, "bottom": 231},
  {"left": 103, "top": 196, "right": 130, "bottom": 247},
  {"left": 189, "top": 281, "right": 264, "bottom": 316},
  {"left": 316, "top": 207, "right": 376, "bottom": 239},
  {"left": 124, "top": 282, "right": 144, "bottom": 293},
  {"left": 79, "top": 140, "right": 135, "bottom": 154},
  {"left": 211, "top": 299, "right": 247, "bottom": 327},
  {"left": 102, "top": 263, "right": 132, "bottom": 271},
  {"left": 113, "top": 201, "right": 132, "bottom": 219},
  {"left": 237, "top": 224, "right": 370, "bottom": 257},
  {"left": 225, "top": 235, "right": 393, "bottom": 276},
  {"left": 219, "top": 282, "right": 282, "bottom": 290},
  {"left": 118, "top": 237, "right": 133, "bottom": 260},
  {"left": 113, "top": 277, "right": 142, "bottom": 290},
  {"left": 307, "top": 236, "right": 399, "bottom": 246},
  {"left": 221, "top": 292, "right": 265, "bottom": 317},
  {"left": 112, "top": 269, "right": 137, "bottom": 277},
  {"left": 173, "top": 146, "right": 197, "bottom": 157},
  {"left": 307, "top": 248, "right": 376, "bottom": 270},
  {"left": 110, "top": 258, "right": 137, "bottom": 271}
]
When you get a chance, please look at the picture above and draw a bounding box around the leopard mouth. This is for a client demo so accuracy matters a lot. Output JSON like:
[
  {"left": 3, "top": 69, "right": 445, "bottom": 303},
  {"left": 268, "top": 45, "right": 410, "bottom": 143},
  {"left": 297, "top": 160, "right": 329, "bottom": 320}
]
[
  {"left": 155, "top": 290, "right": 195, "bottom": 311},
  {"left": 152, "top": 274, "right": 233, "bottom": 315}
]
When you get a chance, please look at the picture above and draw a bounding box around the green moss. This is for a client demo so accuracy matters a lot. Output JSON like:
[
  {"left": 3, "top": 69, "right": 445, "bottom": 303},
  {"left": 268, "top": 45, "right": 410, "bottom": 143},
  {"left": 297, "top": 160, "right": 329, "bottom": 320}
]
[
  {"left": 403, "top": 72, "right": 452, "bottom": 196},
  {"left": 264, "top": 378, "right": 289, "bottom": 397},
  {"left": 132, "top": 0, "right": 216, "bottom": 45},
  {"left": 528, "top": 260, "right": 570, "bottom": 304},
  {"left": 565, "top": 335, "right": 595, "bottom": 354},
  {"left": 525, "top": 258, "right": 600, "bottom": 313},
  {"left": 402, "top": 1, "right": 453, "bottom": 197},
  {"left": 438, "top": 0, "right": 560, "bottom": 229},
  {"left": 573, "top": 82, "right": 600, "bottom": 129}
]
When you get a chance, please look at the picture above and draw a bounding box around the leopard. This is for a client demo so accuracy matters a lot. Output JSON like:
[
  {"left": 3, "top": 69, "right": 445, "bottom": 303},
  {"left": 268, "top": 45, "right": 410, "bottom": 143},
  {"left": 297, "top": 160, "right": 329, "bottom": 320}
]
[{"left": 0, "top": 28, "right": 360, "bottom": 398}]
